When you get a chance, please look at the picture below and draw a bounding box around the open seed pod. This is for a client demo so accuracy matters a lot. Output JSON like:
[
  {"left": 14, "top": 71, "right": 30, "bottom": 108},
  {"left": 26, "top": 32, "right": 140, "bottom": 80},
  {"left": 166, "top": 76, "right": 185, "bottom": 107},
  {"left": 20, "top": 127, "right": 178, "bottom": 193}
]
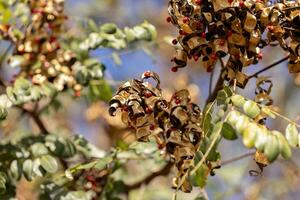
[
  {"left": 167, "top": 0, "right": 300, "bottom": 88},
  {"left": 109, "top": 71, "right": 203, "bottom": 192}
]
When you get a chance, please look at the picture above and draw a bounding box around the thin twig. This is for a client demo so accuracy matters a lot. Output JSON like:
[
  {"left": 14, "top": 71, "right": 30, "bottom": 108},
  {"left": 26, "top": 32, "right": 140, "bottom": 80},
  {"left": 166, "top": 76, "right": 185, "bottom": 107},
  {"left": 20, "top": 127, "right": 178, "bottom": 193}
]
[
  {"left": 0, "top": 42, "right": 13, "bottom": 68},
  {"left": 18, "top": 106, "right": 50, "bottom": 135},
  {"left": 209, "top": 65, "right": 215, "bottom": 97},
  {"left": 206, "top": 72, "right": 224, "bottom": 104},
  {"left": 221, "top": 151, "right": 255, "bottom": 166},
  {"left": 248, "top": 56, "right": 289, "bottom": 79},
  {"left": 269, "top": 109, "right": 300, "bottom": 128},
  {"left": 205, "top": 58, "right": 225, "bottom": 104},
  {"left": 190, "top": 124, "right": 223, "bottom": 175}
]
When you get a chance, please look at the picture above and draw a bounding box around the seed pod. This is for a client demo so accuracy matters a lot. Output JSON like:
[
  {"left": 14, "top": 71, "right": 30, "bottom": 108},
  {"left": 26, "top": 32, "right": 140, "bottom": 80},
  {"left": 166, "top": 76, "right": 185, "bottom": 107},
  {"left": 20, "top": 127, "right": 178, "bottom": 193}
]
[
  {"left": 264, "top": 134, "right": 280, "bottom": 162},
  {"left": 242, "top": 123, "right": 257, "bottom": 148},
  {"left": 254, "top": 126, "right": 269, "bottom": 152},
  {"left": 273, "top": 131, "right": 292, "bottom": 159},
  {"left": 243, "top": 100, "right": 260, "bottom": 118},
  {"left": 231, "top": 95, "right": 245, "bottom": 108},
  {"left": 285, "top": 123, "right": 298, "bottom": 147},
  {"left": 235, "top": 115, "right": 250, "bottom": 135}
]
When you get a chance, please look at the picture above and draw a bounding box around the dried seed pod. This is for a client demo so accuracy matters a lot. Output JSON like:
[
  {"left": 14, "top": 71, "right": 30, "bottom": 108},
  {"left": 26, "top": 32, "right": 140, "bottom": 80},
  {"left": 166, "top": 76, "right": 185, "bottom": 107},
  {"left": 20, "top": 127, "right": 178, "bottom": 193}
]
[
  {"left": 109, "top": 71, "right": 203, "bottom": 192},
  {"left": 167, "top": 0, "right": 300, "bottom": 88}
]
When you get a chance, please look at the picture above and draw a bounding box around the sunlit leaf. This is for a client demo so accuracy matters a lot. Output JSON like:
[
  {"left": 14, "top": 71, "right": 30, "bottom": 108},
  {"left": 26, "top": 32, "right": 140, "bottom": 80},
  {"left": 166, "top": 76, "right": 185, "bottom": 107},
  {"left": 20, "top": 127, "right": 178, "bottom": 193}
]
[
  {"left": 221, "top": 122, "right": 238, "bottom": 140},
  {"left": 40, "top": 155, "right": 58, "bottom": 174}
]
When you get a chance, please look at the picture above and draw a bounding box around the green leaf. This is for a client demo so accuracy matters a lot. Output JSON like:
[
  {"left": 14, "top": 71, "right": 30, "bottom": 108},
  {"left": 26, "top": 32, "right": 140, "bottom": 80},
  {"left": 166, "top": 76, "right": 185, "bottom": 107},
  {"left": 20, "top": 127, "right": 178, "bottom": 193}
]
[
  {"left": 264, "top": 135, "right": 279, "bottom": 162},
  {"left": 221, "top": 122, "right": 238, "bottom": 140},
  {"left": 94, "top": 156, "right": 113, "bottom": 170},
  {"left": 111, "top": 52, "right": 122, "bottom": 65},
  {"left": 190, "top": 165, "right": 209, "bottom": 188},
  {"left": 40, "top": 155, "right": 58, "bottom": 174},
  {"left": 202, "top": 102, "right": 214, "bottom": 136},
  {"left": 33, "top": 158, "right": 46, "bottom": 177},
  {"left": 223, "top": 85, "right": 233, "bottom": 97},
  {"left": 242, "top": 123, "right": 257, "bottom": 148},
  {"left": 87, "top": 19, "right": 99, "bottom": 32},
  {"left": 23, "top": 159, "right": 33, "bottom": 181},
  {"left": 285, "top": 123, "right": 298, "bottom": 147},
  {"left": 100, "top": 23, "right": 117, "bottom": 34},
  {"left": 216, "top": 90, "right": 227, "bottom": 105},
  {"left": 243, "top": 100, "right": 260, "bottom": 118},
  {"left": 0, "top": 180, "right": 5, "bottom": 195},
  {"left": 10, "top": 160, "right": 22, "bottom": 180},
  {"left": 30, "top": 143, "right": 49, "bottom": 157}
]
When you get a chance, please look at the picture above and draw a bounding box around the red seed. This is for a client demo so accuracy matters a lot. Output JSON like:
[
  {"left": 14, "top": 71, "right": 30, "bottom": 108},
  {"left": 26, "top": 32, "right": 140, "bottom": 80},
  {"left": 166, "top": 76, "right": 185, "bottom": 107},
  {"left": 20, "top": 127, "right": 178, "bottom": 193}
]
[
  {"left": 150, "top": 124, "right": 155, "bottom": 130},
  {"left": 239, "top": 1, "right": 244, "bottom": 8},
  {"left": 166, "top": 16, "right": 172, "bottom": 23},
  {"left": 211, "top": 53, "right": 217, "bottom": 60},
  {"left": 172, "top": 39, "right": 178, "bottom": 45},
  {"left": 207, "top": 65, "right": 213, "bottom": 72},
  {"left": 122, "top": 107, "right": 129, "bottom": 112},
  {"left": 144, "top": 71, "right": 151, "bottom": 77},
  {"left": 75, "top": 91, "right": 81, "bottom": 97},
  {"left": 228, "top": 0, "right": 233, "bottom": 3},
  {"left": 234, "top": 54, "right": 240, "bottom": 59},
  {"left": 175, "top": 98, "right": 181, "bottom": 104},
  {"left": 146, "top": 107, "right": 153, "bottom": 114},
  {"left": 201, "top": 32, "right": 206, "bottom": 39},
  {"left": 50, "top": 36, "right": 56, "bottom": 43},
  {"left": 183, "top": 17, "right": 189, "bottom": 24},
  {"left": 227, "top": 30, "right": 233, "bottom": 38},
  {"left": 86, "top": 175, "right": 95, "bottom": 182},
  {"left": 220, "top": 40, "right": 225, "bottom": 46},
  {"left": 144, "top": 91, "right": 152, "bottom": 98},
  {"left": 195, "top": 0, "right": 202, "bottom": 5},
  {"left": 171, "top": 66, "right": 178, "bottom": 72},
  {"left": 179, "top": 30, "right": 187, "bottom": 35},
  {"left": 268, "top": 25, "right": 274, "bottom": 32},
  {"left": 193, "top": 55, "right": 199, "bottom": 61},
  {"left": 258, "top": 52, "right": 263, "bottom": 60}
]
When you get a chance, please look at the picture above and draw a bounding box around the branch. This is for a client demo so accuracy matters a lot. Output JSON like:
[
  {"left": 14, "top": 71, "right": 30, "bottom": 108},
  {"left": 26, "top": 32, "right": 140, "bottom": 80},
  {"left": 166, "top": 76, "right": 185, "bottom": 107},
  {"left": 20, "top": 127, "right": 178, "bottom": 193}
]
[
  {"left": 206, "top": 58, "right": 225, "bottom": 104},
  {"left": 124, "top": 162, "right": 173, "bottom": 191},
  {"left": 19, "top": 106, "right": 50, "bottom": 135},
  {"left": 206, "top": 72, "right": 224, "bottom": 104},
  {"left": 220, "top": 151, "right": 255, "bottom": 166},
  {"left": 208, "top": 66, "right": 215, "bottom": 97},
  {"left": 248, "top": 56, "right": 289, "bottom": 79}
]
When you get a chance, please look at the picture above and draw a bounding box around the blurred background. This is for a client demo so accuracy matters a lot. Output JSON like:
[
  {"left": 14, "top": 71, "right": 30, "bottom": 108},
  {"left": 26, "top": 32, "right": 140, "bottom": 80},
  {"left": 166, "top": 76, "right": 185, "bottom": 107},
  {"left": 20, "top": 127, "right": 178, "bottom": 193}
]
[{"left": 1, "top": 0, "right": 300, "bottom": 199}]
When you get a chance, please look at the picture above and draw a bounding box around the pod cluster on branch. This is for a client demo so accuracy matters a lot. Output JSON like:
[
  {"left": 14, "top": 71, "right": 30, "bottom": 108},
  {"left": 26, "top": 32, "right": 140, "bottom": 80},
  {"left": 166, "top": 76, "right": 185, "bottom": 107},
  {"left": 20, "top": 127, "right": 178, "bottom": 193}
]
[
  {"left": 168, "top": 0, "right": 300, "bottom": 86},
  {"left": 0, "top": 0, "right": 100, "bottom": 94},
  {"left": 109, "top": 71, "right": 203, "bottom": 192}
]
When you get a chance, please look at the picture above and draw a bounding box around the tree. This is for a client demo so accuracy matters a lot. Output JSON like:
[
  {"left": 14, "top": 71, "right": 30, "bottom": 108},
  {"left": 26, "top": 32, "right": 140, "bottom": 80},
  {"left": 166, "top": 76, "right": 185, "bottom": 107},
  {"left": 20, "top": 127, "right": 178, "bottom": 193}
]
[{"left": 0, "top": 0, "right": 300, "bottom": 199}]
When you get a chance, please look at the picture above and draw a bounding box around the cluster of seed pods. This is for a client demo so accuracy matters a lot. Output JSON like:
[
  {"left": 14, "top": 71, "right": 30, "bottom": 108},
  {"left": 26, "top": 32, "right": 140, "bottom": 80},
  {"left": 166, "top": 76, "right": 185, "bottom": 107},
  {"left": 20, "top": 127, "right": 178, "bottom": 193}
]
[
  {"left": 167, "top": 0, "right": 300, "bottom": 85},
  {"left": 1, "top": 0, "right": 83, "bottom": 94},
  {"left": 109, "top": 71, "right": 203, "bottom": 192}
]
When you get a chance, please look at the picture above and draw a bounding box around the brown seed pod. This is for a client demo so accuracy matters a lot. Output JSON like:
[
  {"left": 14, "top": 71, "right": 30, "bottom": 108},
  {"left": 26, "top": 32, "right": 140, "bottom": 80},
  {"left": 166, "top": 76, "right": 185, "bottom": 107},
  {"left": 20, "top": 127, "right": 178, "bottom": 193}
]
[
  {"left": 167, "top": 0, "right": 300, "bottom": 88},
  {"left": 109, "top": 71, "right": 203, "bottom": 192}
]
